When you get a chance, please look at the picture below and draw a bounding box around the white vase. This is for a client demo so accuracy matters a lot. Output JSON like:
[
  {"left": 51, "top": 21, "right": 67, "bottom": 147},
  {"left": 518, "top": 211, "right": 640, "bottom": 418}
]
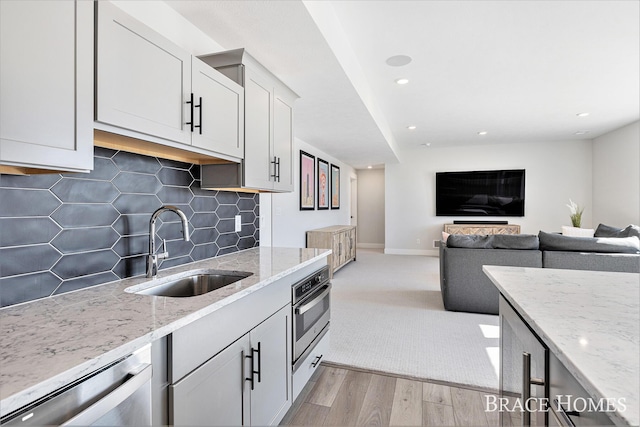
[{"left": 562, "top": 226, "right": 594, "bottom": 237}]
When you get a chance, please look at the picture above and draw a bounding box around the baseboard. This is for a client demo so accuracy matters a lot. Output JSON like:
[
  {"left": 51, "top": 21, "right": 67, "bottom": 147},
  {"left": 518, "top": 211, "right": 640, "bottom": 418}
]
[
  {"left": 357, "top": 243, "right": 384, "bottom": 249},
  {"left": 384, "top": 248, "right": 438, "bottom": 256}
]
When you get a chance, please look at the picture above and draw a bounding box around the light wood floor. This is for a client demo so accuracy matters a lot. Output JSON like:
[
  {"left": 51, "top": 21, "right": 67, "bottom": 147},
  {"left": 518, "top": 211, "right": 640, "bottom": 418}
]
[{"left": 281, "top": 365, "right": 503, "bottom": 426}]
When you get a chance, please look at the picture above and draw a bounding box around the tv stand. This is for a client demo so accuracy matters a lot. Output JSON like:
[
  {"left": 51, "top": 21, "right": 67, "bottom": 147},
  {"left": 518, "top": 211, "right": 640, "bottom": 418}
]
[{"left": 444, "top": 223, "right": 520, "bottom": 235}]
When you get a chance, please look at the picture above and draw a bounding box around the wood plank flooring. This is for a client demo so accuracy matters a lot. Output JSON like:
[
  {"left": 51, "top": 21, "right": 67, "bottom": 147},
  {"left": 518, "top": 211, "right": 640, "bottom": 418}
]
[{"left": 281, "top": 365, "right": 499, "bottom": 426}]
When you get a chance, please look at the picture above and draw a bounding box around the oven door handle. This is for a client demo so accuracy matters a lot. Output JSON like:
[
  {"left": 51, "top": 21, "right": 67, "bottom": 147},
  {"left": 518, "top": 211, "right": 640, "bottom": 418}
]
[{"left": 295, "top": 284, "right": 331, "bottom": 315}]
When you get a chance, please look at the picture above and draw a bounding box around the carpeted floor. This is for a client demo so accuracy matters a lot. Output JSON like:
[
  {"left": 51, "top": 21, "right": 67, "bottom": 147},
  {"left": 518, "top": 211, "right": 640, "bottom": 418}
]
[{"left": 324, "top": 249, "right": 500, "bottom": 391}]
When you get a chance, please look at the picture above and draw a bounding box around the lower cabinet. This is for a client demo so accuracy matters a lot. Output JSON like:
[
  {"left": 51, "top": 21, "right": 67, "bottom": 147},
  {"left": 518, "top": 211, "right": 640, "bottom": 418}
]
[{"left": 169, "top": 305, "right": 291, "bottom": 426}]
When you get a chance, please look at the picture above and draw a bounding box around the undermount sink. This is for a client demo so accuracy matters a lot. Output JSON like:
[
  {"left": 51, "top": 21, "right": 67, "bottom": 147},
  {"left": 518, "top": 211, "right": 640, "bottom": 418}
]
[{"left": 129, "top": 271, "right": 253, "bottom": 297}]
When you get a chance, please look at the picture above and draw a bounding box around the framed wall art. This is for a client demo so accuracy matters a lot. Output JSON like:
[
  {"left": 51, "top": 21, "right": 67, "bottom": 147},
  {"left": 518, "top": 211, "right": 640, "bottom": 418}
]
[
  {"left": 330, "top": 164, "right": 340, "bottom": 209},
  {"left": 299, "top": 151, "right": 315, "bottom": 210},
  {"left": 317, "top": 158, "right": 329, "bottom": 210}
]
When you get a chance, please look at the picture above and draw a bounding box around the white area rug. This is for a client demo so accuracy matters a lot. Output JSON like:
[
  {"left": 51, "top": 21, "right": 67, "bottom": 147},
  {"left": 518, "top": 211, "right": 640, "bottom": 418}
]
[{"left": 324, "top": 249, "right": 500, "bottom": 390}]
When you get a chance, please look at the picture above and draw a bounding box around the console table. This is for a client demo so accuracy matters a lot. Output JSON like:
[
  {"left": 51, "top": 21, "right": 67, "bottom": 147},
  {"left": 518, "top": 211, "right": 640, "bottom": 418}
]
[
  {"left": 444, "top": 223, "right": 520, "bottom": 235},
  {"left": 306, "top": 225, "right": 356, "bottom": 277}
]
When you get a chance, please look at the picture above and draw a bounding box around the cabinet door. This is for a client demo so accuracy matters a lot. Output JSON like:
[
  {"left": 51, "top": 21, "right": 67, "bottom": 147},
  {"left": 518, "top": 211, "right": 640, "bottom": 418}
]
[
  {"left": 170, "top": 334, "right": 251, "bottom": 426},
  {"left": 249, "top": 305, "right": 291, "bottom": 426},
  {"left": 272, "top": 92, "right": 294, "bottom": 192},
  {"left": 0, "top": 0, "right": 93, "bottom": 172},
  {"left": 348, "top": 228, "right": 357, "bottom": 260},
  {"left": 191, "top": 58, "right": 244, "bottom": 159},
  {"left": 500, "top": 296, "right": 547, "bottom": 427},
  {"left": 244, "top": 68, "right": 274, "bottom": 190},
  {"left": 96, "top": 1, "right": 191, "bottom": 146}
]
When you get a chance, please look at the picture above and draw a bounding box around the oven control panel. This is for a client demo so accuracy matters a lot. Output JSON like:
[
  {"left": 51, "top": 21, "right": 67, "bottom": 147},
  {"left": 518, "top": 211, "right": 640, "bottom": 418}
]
[{"left": 292, "top": 266, "right": 330, "bottom": 303}]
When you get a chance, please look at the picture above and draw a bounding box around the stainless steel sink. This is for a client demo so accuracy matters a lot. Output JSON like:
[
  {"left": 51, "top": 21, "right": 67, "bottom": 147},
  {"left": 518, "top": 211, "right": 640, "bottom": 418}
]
[{"left": 131, "top": 271, "right": 253, "bottom": 297}]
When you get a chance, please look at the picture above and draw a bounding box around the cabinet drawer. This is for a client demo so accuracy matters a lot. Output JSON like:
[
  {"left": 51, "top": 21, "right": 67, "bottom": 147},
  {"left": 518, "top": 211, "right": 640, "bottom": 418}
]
[{"left": 292, "top": 328, "right": 330, "bottom": 402}]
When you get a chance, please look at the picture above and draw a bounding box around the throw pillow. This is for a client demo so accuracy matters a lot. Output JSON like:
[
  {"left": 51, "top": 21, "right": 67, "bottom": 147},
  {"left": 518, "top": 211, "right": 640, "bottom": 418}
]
[
  {"left": 538, "top": 231, "right": 640, "bottom": 254},
  {"left": 595, "top": 223, "right": 625, "bottom": 237}
]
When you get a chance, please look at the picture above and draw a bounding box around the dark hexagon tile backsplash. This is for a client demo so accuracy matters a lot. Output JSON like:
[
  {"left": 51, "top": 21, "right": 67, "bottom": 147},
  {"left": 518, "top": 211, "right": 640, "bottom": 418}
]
[{"left": 0, "top": 147, "right": 259, "bottom": 308}]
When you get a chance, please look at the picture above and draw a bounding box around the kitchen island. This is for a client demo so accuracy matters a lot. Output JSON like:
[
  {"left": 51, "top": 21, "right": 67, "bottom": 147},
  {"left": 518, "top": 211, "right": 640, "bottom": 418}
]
[
  {"left": 484, "top": 266, "right": 639, "bottom": 426},
  {"left": 0, "top": 247, "right": 330, "bottom": 419}
]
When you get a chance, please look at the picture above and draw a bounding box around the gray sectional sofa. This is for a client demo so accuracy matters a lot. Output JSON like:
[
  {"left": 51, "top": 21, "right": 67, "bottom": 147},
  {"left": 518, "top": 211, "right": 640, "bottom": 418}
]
[{"left": 439, "top": 224, "right": 640, "bottom": 315}]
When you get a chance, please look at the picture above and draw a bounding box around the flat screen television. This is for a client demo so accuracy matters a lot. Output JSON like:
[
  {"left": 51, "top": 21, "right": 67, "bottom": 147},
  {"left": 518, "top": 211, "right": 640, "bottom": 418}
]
[{"left": 436, "top": 169, "right": 525, "bottom": 216}]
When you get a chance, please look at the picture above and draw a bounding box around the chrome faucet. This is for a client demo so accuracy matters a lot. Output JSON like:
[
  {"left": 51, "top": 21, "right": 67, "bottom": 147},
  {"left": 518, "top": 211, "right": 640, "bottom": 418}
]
[{"left": 147, "top": 205, "right": 190, "bottom": 278}]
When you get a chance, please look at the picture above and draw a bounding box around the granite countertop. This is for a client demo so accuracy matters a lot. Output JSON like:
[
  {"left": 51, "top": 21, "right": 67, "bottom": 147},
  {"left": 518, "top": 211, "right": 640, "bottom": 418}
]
[
  {"left": 0, "top": 247, "right": 330, "bottom": 417},
  {"left": 483, "top": 266, "right": 640, "bottom": 426}
]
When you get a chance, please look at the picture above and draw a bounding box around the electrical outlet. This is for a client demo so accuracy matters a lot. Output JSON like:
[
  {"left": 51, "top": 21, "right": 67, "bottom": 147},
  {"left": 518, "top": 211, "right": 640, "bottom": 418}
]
[
  {"left": 416, "top": 238, "right": 421, "bottom": 245},
  {"left": 235, "top": 215, "right": 241, "bottom": 232},
  {"left": 433, "top": 240, "right": 440, "bottom": 248}
]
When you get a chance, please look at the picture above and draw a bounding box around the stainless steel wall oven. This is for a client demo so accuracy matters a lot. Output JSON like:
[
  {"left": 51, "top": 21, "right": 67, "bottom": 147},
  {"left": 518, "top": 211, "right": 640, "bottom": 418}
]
[{"left": 292, "top": 266, "right": 331, "bottom": 371}]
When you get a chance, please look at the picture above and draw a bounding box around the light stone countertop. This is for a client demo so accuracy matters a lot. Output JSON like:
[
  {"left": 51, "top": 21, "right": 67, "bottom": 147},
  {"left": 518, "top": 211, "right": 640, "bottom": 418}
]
[
  {"left": 483, "top": 266, "right": 640, "bottom": 426},
  {"left": 0, "top": 247, "right": 331, "bottom": 417}
]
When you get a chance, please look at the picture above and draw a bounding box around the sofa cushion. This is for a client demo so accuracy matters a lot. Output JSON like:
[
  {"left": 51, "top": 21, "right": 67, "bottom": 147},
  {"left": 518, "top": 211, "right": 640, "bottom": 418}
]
[
  {"left": 594, "top": 223, "right": 640, "bottom": 239},
  {"left": 538, "top": 231, "right": 640, "bottom": 254},
  {"left": 446, "top": 233, "right": 539, "bottom": 250},
  {"left": 492, "top": 234, "right": 539, "bottom": 250},
  {"left": 447, "top": 234, "right": 493, "bottom": 248}
]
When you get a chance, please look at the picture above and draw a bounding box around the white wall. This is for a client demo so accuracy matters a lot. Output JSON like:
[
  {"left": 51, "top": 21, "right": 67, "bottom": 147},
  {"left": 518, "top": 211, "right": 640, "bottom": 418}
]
[
  {"left": 357, "top": 169, "right": 385, "bottom": 247},
  {"left": 592, "top": 120, "right": 640, "bottom": 227},
  {"left": 385, "top": 140, "right": 593, "bottom": 255},
  {"left": 267, "top": 138, "right": 355, "bottom": 248}
]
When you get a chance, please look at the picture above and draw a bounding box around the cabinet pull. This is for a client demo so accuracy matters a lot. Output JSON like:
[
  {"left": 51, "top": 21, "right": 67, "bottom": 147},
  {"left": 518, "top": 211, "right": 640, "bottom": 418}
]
[
  {"left": 270, "top": 156, "right": 278, "bottom": 180},
  {"left": 185, "top": 93, "right": 194, "bottom": 132},
  {"left": 276, "top": 157, "right": 281, "bottom": 182},
  {"left": 551, "top": 399, "right": 578, "bottom": 427},
  {"left": 522, "top": 352, "right": 545, "bottom": 426},
  {"left": 245, "top": 343, "right": 261, "bottom": 390},
  {"left": 311, "top": 354, "right": 323, "bottom": 368},
  {"left": 194, "top": 96, "right": 202, "bottom": 134}
]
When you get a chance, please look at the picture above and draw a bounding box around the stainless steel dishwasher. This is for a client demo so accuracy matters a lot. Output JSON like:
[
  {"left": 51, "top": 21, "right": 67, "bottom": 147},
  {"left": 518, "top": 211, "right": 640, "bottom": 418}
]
[{"left": 0, "top": 345, "right": 152, "bottom": 426}]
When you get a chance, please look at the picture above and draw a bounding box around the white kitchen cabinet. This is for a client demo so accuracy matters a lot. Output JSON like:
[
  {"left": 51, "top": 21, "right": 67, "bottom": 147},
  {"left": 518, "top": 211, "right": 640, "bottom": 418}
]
[
  {"left": 248, "top": 305, "right": 291, "bottom": 426},
  {"left": 199, "top": 49, "right": 298, "bottom": 192},
  {"left": 170, "top": 305, "right": 291, "bottom": 426},
  {"left": 0, "top": 0, "right": 93, "bottom": 173},
  {"left": 170, "top": 334, "right": 250, "bottom": 426},
  {"left": 95, "top": 2, "right": 243, "bottom": 160}
]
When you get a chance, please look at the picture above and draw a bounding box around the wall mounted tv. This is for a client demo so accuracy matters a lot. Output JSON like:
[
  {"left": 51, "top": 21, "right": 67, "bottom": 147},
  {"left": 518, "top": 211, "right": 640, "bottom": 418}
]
[{"left": 435, "top": 169, "right": 525, "bottom": 217}]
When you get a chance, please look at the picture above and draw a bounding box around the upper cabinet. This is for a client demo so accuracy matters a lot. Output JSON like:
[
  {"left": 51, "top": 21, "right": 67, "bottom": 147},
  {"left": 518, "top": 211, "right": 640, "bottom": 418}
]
[
  {"left": 199, "top": 49, "right": 298, "bottom": 192},
  {"left": 95, "top": 2, "right": 244, "bottom": 161},
  {"left": 0, "top": 0, "right": 94, "bottom": 173}
]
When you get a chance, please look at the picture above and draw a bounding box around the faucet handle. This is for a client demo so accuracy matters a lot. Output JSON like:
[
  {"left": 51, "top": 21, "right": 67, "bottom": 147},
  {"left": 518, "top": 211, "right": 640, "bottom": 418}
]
[{"left": 157, "top": 239, "right": 169, "bottom": 260}]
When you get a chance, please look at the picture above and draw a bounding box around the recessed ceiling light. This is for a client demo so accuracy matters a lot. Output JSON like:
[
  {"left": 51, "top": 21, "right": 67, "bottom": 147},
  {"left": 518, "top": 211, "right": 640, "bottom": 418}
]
[
  {"left": 386, "top": 55, "right": 412, "bottom": 67},
  {"left": 421, "top": 143, "right": 431, "bottom": 147},
  {"left": 367, "top": 165, "right": 372, "bottom": 169},
  {"left": 574, "top": 130, "right": 591, "bottom": 135},
  {"left": 576, "top": 112, "right": 590, "bottom": 117},
  {"left": 395, "top": 78, "right": 409, "bottom": 85},
  {"left": 407, "top": 125, "right": 416, "bottom": 130},
  {"left": 478, "top": 131, "right": 488, "bottom": 136}
]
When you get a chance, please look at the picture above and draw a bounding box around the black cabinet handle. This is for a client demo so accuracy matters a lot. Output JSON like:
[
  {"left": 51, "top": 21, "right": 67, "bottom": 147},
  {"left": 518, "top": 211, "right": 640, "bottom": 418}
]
[
  {"left": 185, "top": 93, "right": 194, "bottom": 132},
  {"left": 311, "top": 354, "right": 323, "bottom": 368},
  {"left": 270, "top": 156, "right": 278, "bottom": 180},
  {"left": 194, "top": 96, "right": 202, "bottom": 134},
  {"left": 245, "top": 343, "right": 261, "bottom": 390}
]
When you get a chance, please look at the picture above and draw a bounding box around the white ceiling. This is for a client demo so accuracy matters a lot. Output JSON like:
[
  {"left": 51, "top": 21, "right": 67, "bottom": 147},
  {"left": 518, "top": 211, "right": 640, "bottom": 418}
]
[{"left": 166, "top": 0, "right": 640, "bottom": 170}]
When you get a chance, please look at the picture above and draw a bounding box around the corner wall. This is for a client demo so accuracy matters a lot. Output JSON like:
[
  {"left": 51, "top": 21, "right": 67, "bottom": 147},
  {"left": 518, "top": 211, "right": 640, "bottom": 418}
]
[
  {"left": 592, "top": 120, "right": 640, "bottom": 227},
  {"left": 385, "top": 140, "right": 593, "bottom": 255}
]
